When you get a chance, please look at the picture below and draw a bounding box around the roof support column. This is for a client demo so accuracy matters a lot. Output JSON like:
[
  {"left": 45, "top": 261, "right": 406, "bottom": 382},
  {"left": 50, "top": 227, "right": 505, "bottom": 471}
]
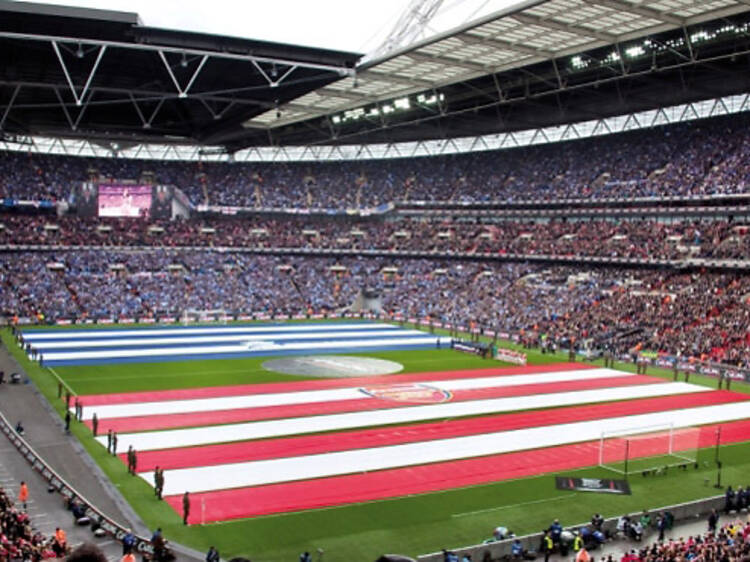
[
  {"left": 159, "top": 52, "right": 208, "bottom": 98},
  {"left": 0, "top": 85, "right": 21, "bottom": 130},
  {"left": 51, "top": 42, "right": 106, "bottom": 106}
]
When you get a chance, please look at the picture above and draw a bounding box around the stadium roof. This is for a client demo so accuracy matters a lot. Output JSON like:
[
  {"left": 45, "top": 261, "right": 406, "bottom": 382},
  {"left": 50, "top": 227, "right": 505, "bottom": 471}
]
[
  {"left": 0, "top": 0, "right": 359, "bottom": 147},
  {"left": 246, "top": 0, "right": 750, "bottom": 130},
  {"left": 2, "top": 0, "right": 750, "bottom": 151}
]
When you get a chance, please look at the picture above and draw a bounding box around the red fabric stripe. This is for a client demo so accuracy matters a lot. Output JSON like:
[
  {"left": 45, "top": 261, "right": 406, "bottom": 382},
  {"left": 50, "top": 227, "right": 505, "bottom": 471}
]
[
  {"left": 80, "top": 362, "right": 588, "bottom": 406},
  {"left": 131, "top": 389, "right": 738, "bottom": 472},
  {"left": 97, "top": 374, "right": 655, "bottom": 434},
  {"left": 167, "top": 415, "right": 750, "bottom": 523}
]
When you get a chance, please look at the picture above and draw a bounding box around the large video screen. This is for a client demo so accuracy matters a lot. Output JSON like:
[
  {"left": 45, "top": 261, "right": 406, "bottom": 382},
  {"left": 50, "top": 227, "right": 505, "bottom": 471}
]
[{"left": 98, "top": 185, "right": 152, "bottom": 218}]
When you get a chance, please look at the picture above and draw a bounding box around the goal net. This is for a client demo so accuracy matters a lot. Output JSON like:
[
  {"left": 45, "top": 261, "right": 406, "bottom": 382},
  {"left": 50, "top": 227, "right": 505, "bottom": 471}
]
[
  {"left": 181, "top": 309, "right": 229, "bottom": 326},
  {"left": 598, "top": 423, "right": 701, "bottom": 476}
]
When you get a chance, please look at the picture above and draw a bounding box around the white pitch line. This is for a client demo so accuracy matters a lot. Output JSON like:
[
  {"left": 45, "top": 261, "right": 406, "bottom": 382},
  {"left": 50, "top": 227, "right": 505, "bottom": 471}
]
[
  {"left": 21, "top": 323, "right": 398, "bottom": 341},
  {"left": 44, "top": 335, "right": 452, "bottom": 362},
  {"left": 80, "top": 367, "right": 631, "bottom": 421},
  {"left": 32, "top": 329, "right": 430, "bottom": 350},
  {"left": 452, "top": 493, "right": 575, "bottom": 518},
  {"left": 147, "top": 400, "right": 750, "bottom": 495},
  {"left": 105, "top": 382, "right": 707, "bottom": 452}
]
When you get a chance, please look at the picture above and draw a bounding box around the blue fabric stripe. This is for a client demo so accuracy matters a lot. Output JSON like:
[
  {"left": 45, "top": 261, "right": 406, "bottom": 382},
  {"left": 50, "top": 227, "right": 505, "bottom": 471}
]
[
  {"left": 43, "top": 341, "right": 445, "bottom": 367},
  {"left": 22, "top": 320, "right": 376, "bottom": 335},
  {"left": 21, "top": 321, "right": 385, "bottom": 342},
  {"left": 37, "top": 332, "right": 431, "bottom": 353}
]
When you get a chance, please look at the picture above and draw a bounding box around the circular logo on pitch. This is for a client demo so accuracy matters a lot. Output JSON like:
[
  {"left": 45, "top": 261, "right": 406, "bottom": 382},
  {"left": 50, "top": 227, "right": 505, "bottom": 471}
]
[{"left": 359, "top": 383, "right": 452, "bottom": 403}]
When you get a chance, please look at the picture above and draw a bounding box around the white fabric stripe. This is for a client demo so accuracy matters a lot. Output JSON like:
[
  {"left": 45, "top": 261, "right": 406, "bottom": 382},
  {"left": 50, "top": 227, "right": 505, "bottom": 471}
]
[
  {"left": 81, "top": 367, "right": 631, "bottom": 421},
  {"left": 102, "top": 382, "right": 706, "bottom": 452},
  {"left": 146, "top": 400, "right": 749, "bottom": 495},
  {"left": 32, "top": 329, "right": 430, "bottom": 350},
  {"left": 43, "top": 336, "right": 452, "bottom": 361},
  {"left": 140, "top": 398, "right": 748, "bottom": 495},
  {"left": 21, "top": 323, "right": 398, "bottom": 341}
]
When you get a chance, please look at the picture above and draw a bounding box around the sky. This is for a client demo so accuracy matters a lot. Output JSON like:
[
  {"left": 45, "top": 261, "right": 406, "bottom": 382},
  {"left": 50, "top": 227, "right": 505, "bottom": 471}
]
[{"left": 35, "top": 0, "right": 524, "bottom": 55}]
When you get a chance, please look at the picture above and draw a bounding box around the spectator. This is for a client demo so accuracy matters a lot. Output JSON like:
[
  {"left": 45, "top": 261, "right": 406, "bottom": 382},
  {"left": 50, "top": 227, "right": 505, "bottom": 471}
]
[
  {"left": 206, "top": 545, "right": 220, "bottom": 562},
  {"left": 67, "top": 543, "right": 108, "bottom": 562},
  {"left": 549, "top": 519, "right": 563, "bottom": 544},
  {"left": 708, "top": 508, "right": 719, "bottom": 533}
]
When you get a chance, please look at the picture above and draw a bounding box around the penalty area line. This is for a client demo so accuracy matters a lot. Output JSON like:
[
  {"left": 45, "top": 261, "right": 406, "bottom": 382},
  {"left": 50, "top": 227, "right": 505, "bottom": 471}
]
[{"left": 451, "top": 493, "right": 576, "bottom": 519}]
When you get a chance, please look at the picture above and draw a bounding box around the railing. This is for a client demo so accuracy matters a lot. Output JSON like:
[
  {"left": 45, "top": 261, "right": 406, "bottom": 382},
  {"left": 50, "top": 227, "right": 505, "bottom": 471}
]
[
  {"left": 0, "top": 410, "right": 154, "bottom": 555},
  {"left": 6, "top": 243, "right": 750, "bottom": 272}
]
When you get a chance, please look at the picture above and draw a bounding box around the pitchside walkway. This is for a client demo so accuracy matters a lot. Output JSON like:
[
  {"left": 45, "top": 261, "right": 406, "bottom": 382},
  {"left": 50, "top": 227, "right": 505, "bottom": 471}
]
[
  {"left": 0, "top": 342, "right": 202, "bottom": 562},
  {"left": 580, "top": 513, "right": 733, "bottom": 562},
  {"left": 0, "top": 449, "right": 125, "bottom": 561}
]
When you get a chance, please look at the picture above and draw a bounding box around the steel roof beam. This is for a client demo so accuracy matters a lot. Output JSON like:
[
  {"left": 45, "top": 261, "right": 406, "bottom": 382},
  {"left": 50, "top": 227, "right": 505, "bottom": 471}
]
[
  {"left": 0, "top": 78, "right": 274, "bottom": 110},
  {"left": 0, "top": 31, "right": 355, "bottom": 76},
  {"left": 404, "top": 50, "right": 488, "bottom": 71},
  {"left": 456, "top": 32, "right": 555, "bottom": 58},
  {"left": 317, "top": 88, "right": 374, "bottom": 101},
  {"left": 511, "top": 13, "right": 617, "bottom": 43},
  {"left": 129, "top": 94, "right": 166, "bottom": 129},
  {"left": 0, "top": 85, "right": 21, "bottom": 130},
  {"left": 582, "top": 0, "right": 684, "bottom": 26},
  {"left": 51, "top": 42, "right": 107, "bottom": 106},
  {"left": 358, "top": 70, "right": 434, "bottom": 88},
  {"left": 159, "top": 51, "right": 208, "bottom": 98}
]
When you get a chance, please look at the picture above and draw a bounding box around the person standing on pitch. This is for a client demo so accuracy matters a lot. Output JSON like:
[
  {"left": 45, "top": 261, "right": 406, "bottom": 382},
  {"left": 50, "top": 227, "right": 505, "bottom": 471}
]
[
  {"left": 107, "top": 429, "right": 113, "bottom": 454},
  {"left": 153, "top": 467, "right": 160, "bottom": 498},
  {"left": 91, "top": 413, "right": 98, "bottom": 436},
  {"left": 153, "top": 467, "right": 164, "bottom": 500},
  {"left": 112, "top": 432, "right": 118, "bottom": 455},
  {"left": 127, "top": 446, "right": 134, "bottom": 475},
  {"left": 182, "top": 491, "right": 191, "bottom": 525}
]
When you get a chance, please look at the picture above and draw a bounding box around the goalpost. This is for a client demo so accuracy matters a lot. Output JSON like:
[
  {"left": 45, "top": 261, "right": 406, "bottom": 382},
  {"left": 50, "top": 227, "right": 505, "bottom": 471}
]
[
  {"left": 598, "top": 423, "right": 701, "bottom": 476},
  {"left": 181, "top": 309, "right": 229, "bottom": 326}
]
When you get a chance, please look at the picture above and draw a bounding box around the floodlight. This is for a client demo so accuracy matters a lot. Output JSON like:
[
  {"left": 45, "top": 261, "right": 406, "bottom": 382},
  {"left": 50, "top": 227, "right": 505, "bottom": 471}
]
[
  {"left": 394, "top": 98, "right": 410, "bottom": 110},
  {"left": 625, "top": 46, "right": 645, "bottom": 58}
]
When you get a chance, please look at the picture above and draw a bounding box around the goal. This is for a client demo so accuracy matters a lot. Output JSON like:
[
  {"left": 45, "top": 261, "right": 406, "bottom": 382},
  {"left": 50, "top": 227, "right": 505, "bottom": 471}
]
[
  {"left": 598, "top": 423, "right": 701, "bottom": 476},
  {"left": 181, "top": 309, "right": 229, "bottom": 326}
]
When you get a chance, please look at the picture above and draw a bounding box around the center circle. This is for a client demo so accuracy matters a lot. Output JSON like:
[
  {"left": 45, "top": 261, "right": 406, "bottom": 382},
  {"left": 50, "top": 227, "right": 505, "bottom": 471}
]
[{"left": 262, "top": 355, "right": 404, "bottom": 378}]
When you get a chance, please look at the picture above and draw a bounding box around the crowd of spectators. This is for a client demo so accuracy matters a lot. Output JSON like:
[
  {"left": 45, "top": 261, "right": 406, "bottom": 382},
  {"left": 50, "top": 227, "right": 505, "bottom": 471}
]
[
  {"left": 0, "top": 486, "right": 60, "bottom": 560},
  {"left": 2, "top": 113, "right": 750, "bottom": 207},
  {"left": 614, "top": 517, "right": 750, "bottom": 562},
  {"left": 2, "top": 109, "right": 750, "bottom": 371},
  {"left": 1, "top": 214, "right": 746, "bottom": 261},
  {"left": 2, "top": 253, "right": 750, "bottom": 368}
]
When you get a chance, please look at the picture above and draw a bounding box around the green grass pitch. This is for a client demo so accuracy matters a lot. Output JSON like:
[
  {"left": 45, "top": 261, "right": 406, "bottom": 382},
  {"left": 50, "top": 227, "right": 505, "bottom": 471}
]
[{"left": 3, "top": 325, "right": 750, "bottom": 562}]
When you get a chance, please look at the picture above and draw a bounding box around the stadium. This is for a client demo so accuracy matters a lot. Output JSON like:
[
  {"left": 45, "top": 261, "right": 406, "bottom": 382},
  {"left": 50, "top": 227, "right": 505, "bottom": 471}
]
[{"left": 1, "top": 0, "right": 750, "bottom": 561}]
